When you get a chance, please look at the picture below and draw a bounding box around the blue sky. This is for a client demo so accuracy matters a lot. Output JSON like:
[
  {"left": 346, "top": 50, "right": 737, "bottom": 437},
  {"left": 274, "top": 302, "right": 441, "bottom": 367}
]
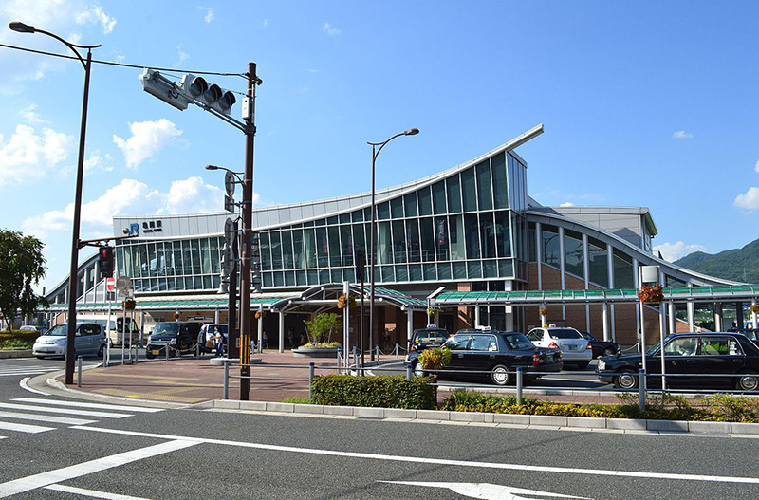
[{"left": 1, "top": 0, "right": 757, "bottom": 292}]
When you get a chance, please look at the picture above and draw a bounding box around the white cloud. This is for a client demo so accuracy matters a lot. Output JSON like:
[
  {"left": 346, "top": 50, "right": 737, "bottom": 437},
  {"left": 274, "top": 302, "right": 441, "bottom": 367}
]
[
  {"left": 673, "top": 130, "right": 693, "bottom": 140},
  {"left": 323, "top": 23, "right": 341, "bottom": 36},
  {"left": 733, "top": 187, "right": 759, "bottom": 210},
  {"left": 112, "top": 119, "right": 183, "bottom": 169},
  {"left": 0, "top": 124, "right": 74, "bottom": 186},
  {"left": 75, "top": 4, "right": 117, "bottom": 34},
  {"left": 653, "top": 241, "right": 706, "bottom": 262},
  {"left": 754, "top": 159, "right": 759, "bottom": 174},
  {"left": 559, "top": 202, "right": 575, "bottom": 207},
  {"left": 204, "top": 8, "right": 214, "bottom": 23},
  {"left": 176, "top": 45, "right": 190, "bottom": 65},
  {"left": 18, "top": 104, "right": 48, "bottom": 124},
  {"left": 23, "top": 176, "right": 258, "bottom": 239},
  {"left": 263, "top": 18, "right": 269, "bottom": 27}
]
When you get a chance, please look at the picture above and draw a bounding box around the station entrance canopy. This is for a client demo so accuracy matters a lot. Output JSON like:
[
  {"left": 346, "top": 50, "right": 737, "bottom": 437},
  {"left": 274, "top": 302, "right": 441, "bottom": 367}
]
[{"left": 429, "top": 285, "right": 759, "bottom": 307}]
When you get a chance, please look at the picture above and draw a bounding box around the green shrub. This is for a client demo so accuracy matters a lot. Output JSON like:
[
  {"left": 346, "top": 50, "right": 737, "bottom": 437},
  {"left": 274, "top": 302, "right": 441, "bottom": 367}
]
[
  {"left": 311, "top": 375, "right": 436, "bottom": 410},
  {"left": 282, "top": 397, "right": 310, "bottom": 404},
  {"left": 0, "top": 330, "right": 41, "bottom": 341}
]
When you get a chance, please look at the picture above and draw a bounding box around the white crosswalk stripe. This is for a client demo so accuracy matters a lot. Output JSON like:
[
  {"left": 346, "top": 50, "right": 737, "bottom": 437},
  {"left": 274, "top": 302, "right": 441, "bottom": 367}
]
[
  {"left": 0, "top": 402, "right": 133, "bottom": 418},
  {"left": 0, "top": 421, "right": 54, "bottom": 434},
  {"left": 11, "top": 398, "right": 164, "bottom": 413},
  {"left": 0, "top": 410, "right": 96, "bottom": 426},
  {"left": 0, "top": 366, "right": 60, "bottom": 377}
]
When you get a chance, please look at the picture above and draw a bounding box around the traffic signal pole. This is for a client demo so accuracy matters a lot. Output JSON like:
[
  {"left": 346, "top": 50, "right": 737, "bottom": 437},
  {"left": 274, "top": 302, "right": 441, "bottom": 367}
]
[
  {"left": 239, "top": 63, "right": 258, "bottom": 400},
  {"left": 227, "top": 220, "right": 239, "bottom": 360}
]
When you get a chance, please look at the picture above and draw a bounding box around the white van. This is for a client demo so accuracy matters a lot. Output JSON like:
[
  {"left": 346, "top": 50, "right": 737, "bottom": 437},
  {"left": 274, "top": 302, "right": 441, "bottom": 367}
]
[{"left": 75, "top": 315, "right": 140, "bottom": 347}]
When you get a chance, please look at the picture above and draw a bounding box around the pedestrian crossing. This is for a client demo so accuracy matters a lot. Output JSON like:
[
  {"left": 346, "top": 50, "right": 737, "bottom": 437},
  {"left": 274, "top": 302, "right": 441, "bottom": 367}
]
[
  {"left": 0, "top": 365, "right": 62, "bottom": 377},
  {"left": 0, "top": 397, "right": 163, "bottom": 440}
]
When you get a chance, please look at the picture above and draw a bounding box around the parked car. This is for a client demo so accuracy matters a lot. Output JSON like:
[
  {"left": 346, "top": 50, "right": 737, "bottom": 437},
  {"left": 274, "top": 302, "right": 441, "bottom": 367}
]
[
  {"left": 579, "top": 331, "right": 620, "bottom": 358},
  {"left": 32, "top": 323, "right": 105, "bottom": 359},
  {"left": 407, "top": 330, "right": 563, "bottom": 386},
  {"left": 145, "top": 322, "right": 202, "bottom": 359},
  {"left": 74, "top": 315, "right": 140, "bottom": 347},
  {"left": 527, "top": 327, "right": 593, "bottom": 369},
  {"left": 197, "top": 323, "right": 229, "bottom": 354},
  {"left": 404, "top": 327, "right": 450, "bottom": 363},
  {"left": 19, "top": 325, "right": 40, "bottom": 333},
  {"left": 597, "top": 332, "right": 759, "bottom": 391}
]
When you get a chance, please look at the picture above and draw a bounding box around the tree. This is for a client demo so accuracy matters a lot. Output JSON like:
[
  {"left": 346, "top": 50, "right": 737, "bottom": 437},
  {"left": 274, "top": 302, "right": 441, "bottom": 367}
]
[
  {"left": 303, "top": 312, "right": 342, "bottom": 345},
  {"left": 0, "top": 230, "right": 47, "bottom": 331}
]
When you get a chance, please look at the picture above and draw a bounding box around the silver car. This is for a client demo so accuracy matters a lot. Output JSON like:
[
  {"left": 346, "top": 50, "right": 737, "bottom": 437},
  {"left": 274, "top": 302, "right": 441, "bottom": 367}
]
[
  {"left": 32, "top": 323, "right": 105, "bottom": 359},
  {"left": 527, "top": 327, "right": 592, "bottom": 369}
]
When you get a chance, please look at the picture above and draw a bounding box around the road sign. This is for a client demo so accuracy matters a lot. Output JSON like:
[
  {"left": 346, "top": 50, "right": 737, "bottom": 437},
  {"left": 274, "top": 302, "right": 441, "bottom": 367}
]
[
  {"left": 106, "top": 277, "right": 116, "bottom": 292},
  {"left": 117, "top": 276, "right": 132, "bottom": 293},
  {"left": 225, "top": 171, "right": 235, "bottom": 197}
]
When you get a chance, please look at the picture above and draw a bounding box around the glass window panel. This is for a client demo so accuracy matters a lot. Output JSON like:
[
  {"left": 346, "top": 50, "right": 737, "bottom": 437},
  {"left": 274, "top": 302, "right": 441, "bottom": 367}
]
[
  {"left": 467, "top": 261, "right": 482, "bottom": 279},
  {"left": 437, "top": 263, "right": 452, "bottom": 280},
  {"left": 285, "top": 271, "right": 295, "bottom": 287},
  {"left": 363, "top": 207, "right": 371, "bottom": 221},
  {"left": 203, "top": 275, "right": 212, "bottom": 289},
  {"left": 281, "top": 231, "right": 293, "bottom": 269},
  {"left": 461, "top": 168, "right": 477, "bottom": 212},
  {"left": 340, "top": 225, "right": 354, "bottom": 267},
  {"left": 380, "top": 266, "right": 394, "bottom": 283},
  {"left": 263, "top": 273, "right": 273, "bottom": 288},
  {"left": 200, "top": 238, "right": 213, "bottom": 274},
  {"left": 483, "top": 260, "right": 497, "bottom": 278},
  {"left": 435, "top": 217, "right": 449, "bottom": 261},
  {"left": 316, "top": 228, "right": 328, "bottom": 268},
  {"left": 423, "top": 264, "right": 436, "bottom": 281},
  {"left": 314, "top": 218, "right": 326, "bottom": 227},
  {"left": 344, "top": 268, "right": 356, "bottom": 283},
  {"left": 475, "top": 160, "right": 493, "bottom": 211},
  {"left": 479, "top": 212, "right": 496, "bottom": 259},
  {"left": 269, "top": 231, "right": 282, "bottom": 270},
  {"left": 377, "top": 201, "right": 390, "bottom": 220},
  {"left": 446, "top": 175, "right": 462, "bottom": 213},
  {"left": 327, "top": 216, "right": 338, "bottom": 225},
  {"left": 147, "top": 244, "right": 157, "bottom": 277},
  {"left": 352, "top": 224, "right": 366, "bottom": 267},
  {"left": 190, "top": 240, "right": 201, "bottom": 274},
  {"left": 453, "top": 262, "right": 467, "bottom": 279},
  {"left": 396, "top": 265, "right": 409, "bottom": 282},
  {"left": 614, "top": 249, "right": 634, "bottom": 289},
  {"left": 319, "top": 269, "right": 330, "bottom": 284},
  {"left": 339, "top": 213, "right": 350, "bottom": 224},
  {"left": 306, "top": 269, "right": 318, "bottom": 285},
  {"left": 588, "top": 237, "right": 608, "bottom": 287},
  {"left": 494, "top": 211, "right": 511, "bottom": 258},
  {"left": 464, "top": 213, "right": 480, "bottom": 259},
  {"left": 352, "top": 209, "right": 363, "bottom": 222},
  {"left": 418, "top": 186, "right": 433, "bottom": 216},
  {"left": 404, "top": 192, "right": 418, "bottom": 217},
  {"left": 304, "top": 220, "right": 314, "bottom": 228},
  {"left": 181, "top": 240, "right": 192, "bottom": 275},
  {"left": 390, "top": 197, "right": 403, "bottom": 219},
  {"left": 419, "top": 217, "right": 435, "bottom": 262},
  {"left": 292, "top": 230, "right": 304, "bottom": 269},
  {"left": 116, "top": 247, "right": 125, "bottom": 277},
  {"left": 328, "top": 226, "right": 342, "bottom": 267},
  {"left": 449, "top": 215, "right": 465, "bottom": 260},
  {"left": 259, "top": 233, "right": 271, "bottom": 271},
  {"left": 498, "top": 259, "right": 514, "bottom": 278},
  {"left": 527, "top": 222, "right": 536, "bottom": 262},
  {"left": 304, "top": 229, "right": 316, "bottom": 268},
  {"left": 564, "top": 230, "right": 584, "bottom": 278},
  {"left": 392, "top": 220, "right": 407, "bottom": 264},
  {"left": 330, "top": 269, "right": 342, "bottom": 283},
  {"left": 408, "top": 264, "right": 422, "bottom": 281},
  {"left": 432, "top": 181, "right": 447, "bottom": 214},
  {"left": 167, "top": 277, "right": 177, "bottom": 291},
  {"left": 210, "top": 238, "right": 220, "bottom": 273},
  {"left": 491, "top": 153, "right": 509, "bottom": 209},
  {"left": 194, "top": 276, "right": 203, "bottom": 289},
  {"left": 405, "top": 219, "right": 421, "bottom": 263},
  {"left": 378, "top": 221, "right": 393, "bottom": 265},
  {"left": 212, "top": 275, "right": 220, "bottom": 289},
  {"left": 295, "top": 270, "right": 306, "bottom": 286},
  {"left": 542, "top": 225, "right": 560, "bottom": 267}
]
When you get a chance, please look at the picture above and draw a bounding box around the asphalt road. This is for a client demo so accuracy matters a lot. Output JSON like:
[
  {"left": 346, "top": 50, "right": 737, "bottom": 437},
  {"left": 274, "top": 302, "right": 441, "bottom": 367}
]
[{"left": 0, "top": 358, "right": 758, "bottom": 499}]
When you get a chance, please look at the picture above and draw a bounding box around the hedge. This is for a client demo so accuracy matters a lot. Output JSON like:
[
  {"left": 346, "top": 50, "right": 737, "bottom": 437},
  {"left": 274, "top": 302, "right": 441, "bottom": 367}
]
[
  {"left": 0, "top": 331, "right": 41, "bottom": 342},
  {"left": 311, "top": 375, "right": 436, "bottom": 410}
]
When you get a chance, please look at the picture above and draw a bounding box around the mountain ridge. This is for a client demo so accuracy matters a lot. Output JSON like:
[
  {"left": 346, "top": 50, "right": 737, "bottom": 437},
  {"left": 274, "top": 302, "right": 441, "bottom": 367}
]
[{"left": 674, "top": 239, "right": 759, "bottom": 284}]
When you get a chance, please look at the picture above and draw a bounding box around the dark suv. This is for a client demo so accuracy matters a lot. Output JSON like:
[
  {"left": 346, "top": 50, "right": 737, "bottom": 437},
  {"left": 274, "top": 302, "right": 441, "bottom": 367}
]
[
  {"left": 145, "top": 322, "right": 202, "bottom": 359},
  {"left": 404, "top": 327, "right": 450, "bottom": 362},
  {"left": 407, "top": 330, "right": 563, "bottom": 386}
]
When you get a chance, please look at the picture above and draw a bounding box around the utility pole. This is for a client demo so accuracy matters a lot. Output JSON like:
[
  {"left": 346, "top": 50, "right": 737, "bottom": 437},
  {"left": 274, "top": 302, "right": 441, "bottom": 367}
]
[{"left": 239, "top": 63, "right": 258, "bottom": 400}]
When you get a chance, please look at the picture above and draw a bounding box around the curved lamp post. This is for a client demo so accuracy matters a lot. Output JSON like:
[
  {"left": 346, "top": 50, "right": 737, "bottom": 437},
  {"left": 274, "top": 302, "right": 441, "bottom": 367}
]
[
  {"left": 9, "top": 22, "right": 100, "bottom": 385},
  {"left": 367, "top": 128, "right": 418, "bottom": 361}
]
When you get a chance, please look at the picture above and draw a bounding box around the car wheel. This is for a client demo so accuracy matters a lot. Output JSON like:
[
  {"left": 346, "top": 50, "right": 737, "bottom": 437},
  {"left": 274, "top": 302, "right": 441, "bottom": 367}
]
[
  {"left": 490, "top": 364, "right": 511, "bottom": 386},
  {"left": 576, "top": 362, "right": 590, "bottom": 370},
  {"left": 734, "top": 372, "right": 759, "bottom": 392},
  {"left": 145, "top": 352, "right": 155, "bottom": 360},
  {"left": 614, "top": 369, "right": 638, "bottom": 389},
  {"left": 603, "top": 347, "right": 616, "bottom": 357},
  {"left": 35, "top": 356, "right": 47, "bottom": 360}
]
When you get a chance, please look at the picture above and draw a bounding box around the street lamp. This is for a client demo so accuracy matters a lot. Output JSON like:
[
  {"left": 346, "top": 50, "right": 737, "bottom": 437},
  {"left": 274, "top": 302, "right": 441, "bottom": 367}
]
[
  {"left": 367, "top": 128, "right": 419, "bottom": 361},
  {"left": 10, "top": 21, "right": 100, "bottom": 385}
]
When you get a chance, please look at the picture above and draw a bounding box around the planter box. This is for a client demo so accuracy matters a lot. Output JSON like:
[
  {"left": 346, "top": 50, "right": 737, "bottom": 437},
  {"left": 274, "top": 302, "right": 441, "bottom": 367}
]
[{"left": 292, "top": 347, "right": 339, "bottom": 358}]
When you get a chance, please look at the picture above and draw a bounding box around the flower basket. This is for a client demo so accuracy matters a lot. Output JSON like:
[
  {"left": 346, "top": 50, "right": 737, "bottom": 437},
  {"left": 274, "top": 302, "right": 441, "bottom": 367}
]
[
  {"left": 751, "top": 305, "right": 759, "bottom": 314},
  {"left": 418, "top": 346, "right": 452, "bottom": 372},
  {"left": 539, "top": 307, "right": 548, "bottom": 316},
  {"left": 255, "top": 310, "right": 267, "bottom": 320},
  {"left": 638, "top": 285, "right": 664, "bottom": 304},
  {"left": 122, "top": 299, "right": 136, "bottom": 311},
  {"left": 426, "top": 307, "right": 439, "bottom": 317},
  {"left": 337, "top": 295, "right": 356, "bottom": 309}
]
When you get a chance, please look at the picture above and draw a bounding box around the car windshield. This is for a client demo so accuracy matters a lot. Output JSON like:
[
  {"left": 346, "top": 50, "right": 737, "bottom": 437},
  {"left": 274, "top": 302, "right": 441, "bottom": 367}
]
[
  {"left": 153, "top": 323, "right": 179, "bottom": 335},
  {"left": 549, "top": 329, "right": 582, "bottom": 339},
  {"left": 45, "top": 325, "right": 66, "bottom": 336},
  {"left": 504, "top": 333, "right": 533, "bottom": 350},
  {"left": 581, "top": 333, "right": 596, "bottom": 341},
  {"left": 414, "top": 330, "right": 448, "bottom": 343},
  {"left": 646, "top": 335, "right": 676, "bottom": 356}
]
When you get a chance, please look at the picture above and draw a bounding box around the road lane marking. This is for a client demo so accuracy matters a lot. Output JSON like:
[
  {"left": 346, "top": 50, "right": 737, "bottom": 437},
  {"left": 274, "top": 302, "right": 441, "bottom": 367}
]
[
  {"left": 0, "top": 421, "right": 55, "bottom": 434},
  {"left": 0, "top": 439, "right": 197, "bottom": 497},
  {"left": 11, "top": 398, "right": 163, "bottom": 413},
  {"left": 0, "top": 410, "right": 96, "bottom": 426},
  {"left": 46, "top": 484, "right": 152, "bottom": 499},
  {"left": 379, "top": 481, "right": 591, "bottom": 499},
  {"left": 0, "top": 371, "right": 56, "bottom": 377},
  {"left": 0, "top": 402, "right": 132, "bottom": 418},
  {"left": 70, "top": 426, "right": 759, "bottom": 485},
  {"left": 19, "top": 377, "right": 51, "bottom": 396}
]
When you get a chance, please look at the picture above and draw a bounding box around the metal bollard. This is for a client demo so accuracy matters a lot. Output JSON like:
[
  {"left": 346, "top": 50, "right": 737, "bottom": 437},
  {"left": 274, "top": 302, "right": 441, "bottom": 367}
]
[
  {"left": 309, "top": 362, "right": 315, "bottom": 404},
  {"left": 352, "top": 345, "right": 357, "bottom": 365},
  {"left": 77, "top": 356, "right": 83, "bottom": 387},
  {"left": 165, "top": 342, "right": 170, "bottom": 361},
  {"left": 516, "top": 366, "right": 523, "bottom": 404},
  {"left": 638, "top": 368, "right": 646, "bottom": 411},
  {"left": 406, "top": 363, "right": 413, "bottom": 381},
  {"left": 102, "top": 341, "right": 107, "bottom": 368},
  {"left": 223, "top": 360, "right": 230, "bottom": 399}
]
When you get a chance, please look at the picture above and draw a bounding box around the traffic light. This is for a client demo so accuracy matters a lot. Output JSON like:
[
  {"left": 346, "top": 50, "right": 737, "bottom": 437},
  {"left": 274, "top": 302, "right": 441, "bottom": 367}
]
[
  {"left": 180, "top": 74, "right": 236, "bottom": 117},
  {"left": 139, "top": 69, "right": 191, "bottom": 111},
  {"left": 99, "top": 246, "right": 114, "bottom": 279}
]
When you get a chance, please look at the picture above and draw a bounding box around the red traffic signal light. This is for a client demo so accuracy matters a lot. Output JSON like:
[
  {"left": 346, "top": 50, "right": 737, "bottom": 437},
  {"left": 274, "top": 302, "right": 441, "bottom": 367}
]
[{"left": 99, "top": 246, "right": 114, "bottom": 279}]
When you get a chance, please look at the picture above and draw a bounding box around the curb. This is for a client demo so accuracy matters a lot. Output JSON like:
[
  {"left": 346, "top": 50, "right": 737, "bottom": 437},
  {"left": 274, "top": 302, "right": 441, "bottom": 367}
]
[
  {"left": 0, "top": 349, "right": 33, "bottom": 359},
  {"left": 200, "top": 399, "right": 759, "bottom": 436}
]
